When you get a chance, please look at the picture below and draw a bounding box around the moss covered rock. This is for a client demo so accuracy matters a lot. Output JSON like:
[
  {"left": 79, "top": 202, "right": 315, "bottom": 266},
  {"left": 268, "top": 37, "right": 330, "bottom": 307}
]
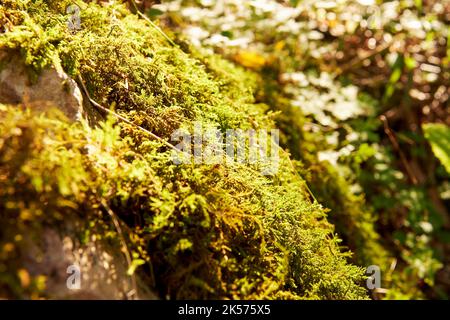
[{"left": 0, "top": 0, "right": 368, "bottom": 299}]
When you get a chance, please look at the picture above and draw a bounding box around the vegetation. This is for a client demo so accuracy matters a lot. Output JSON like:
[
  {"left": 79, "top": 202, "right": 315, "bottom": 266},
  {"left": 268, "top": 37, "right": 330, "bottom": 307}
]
[
  {"left": 0, "top": 0, "right": 448, "bottom": 300},
  {"left": 156, "top": 0, "right": 449, "bottom": 299}
]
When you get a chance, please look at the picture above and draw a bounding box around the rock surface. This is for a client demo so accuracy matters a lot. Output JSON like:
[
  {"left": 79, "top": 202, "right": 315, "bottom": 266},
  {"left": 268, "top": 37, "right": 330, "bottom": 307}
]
[
  {"left": 0, "top": 53, "right": 83, "bottom": 121},
  {"left": 21, "top": 221, "right": 157, "bottom": 300},
  {"left": 0, "top": 52, "right": 149, "bottom": 299}
]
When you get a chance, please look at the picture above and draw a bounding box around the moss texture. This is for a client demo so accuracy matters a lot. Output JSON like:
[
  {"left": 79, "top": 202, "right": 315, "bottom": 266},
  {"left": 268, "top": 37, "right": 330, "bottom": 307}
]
[{"left": 0, "top": 0, "right": 368, "bottom": 299}]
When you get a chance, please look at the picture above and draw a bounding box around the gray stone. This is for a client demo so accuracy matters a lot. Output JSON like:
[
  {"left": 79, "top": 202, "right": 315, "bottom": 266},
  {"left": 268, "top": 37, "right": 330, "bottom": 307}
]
[
  {"left": 0, "top": 53, "right": 83, "bottom": 121},
  {"left": 21, "top": 220, "right": 157, "bottom": 300}
]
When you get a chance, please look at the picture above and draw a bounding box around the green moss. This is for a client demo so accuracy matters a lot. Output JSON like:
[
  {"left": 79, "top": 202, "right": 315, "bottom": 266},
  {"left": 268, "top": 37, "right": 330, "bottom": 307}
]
[
  {"left": 256, "top": 75, "right": 396, "bottom": 296},
  {"left": 0, "top": 106, "right": 367, "bottom": 299},
  {"left": 0, "top": 1, "right": 368, "bottom": 299}
]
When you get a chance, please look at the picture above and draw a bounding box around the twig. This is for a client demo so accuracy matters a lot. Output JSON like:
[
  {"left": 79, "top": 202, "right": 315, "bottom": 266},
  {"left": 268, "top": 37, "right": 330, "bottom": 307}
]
[
  {"left": 334, "top": 34, "right": 403, "bottom": 78},
  {"left": 380, "top": 114, "right": 418, "bottom": 185},
  {"left": 278, "top": 145, "right": 319, "bottom": 204},
  {"left": 129, "top": 0, "right": 178, "bottom": 48},
  {"left": 107, "top": 24, "right": 122, "bottom": 38},
  {"left": 100, "top": 200, "right": 139, "bottom": 300},
  {"left": 77, "top": 74, "right": 181, "bottom": 153}
]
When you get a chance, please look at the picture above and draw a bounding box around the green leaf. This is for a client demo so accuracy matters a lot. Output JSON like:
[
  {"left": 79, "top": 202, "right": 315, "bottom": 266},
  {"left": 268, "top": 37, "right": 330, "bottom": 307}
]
[
  {"left": 127, "top": 259, "right": 146, "bottom": 276},
  {"left": 423, "top": 123, "right": 450, "bottom": 174},
  {"left": 414, "top": 0, "right": 423, "bottom": 12},
  {"left": 383, "top": 55, "right": 404, "bottom": 103},
  {"left": 146, "top": 8, "right": 164, "bottom": 18}
]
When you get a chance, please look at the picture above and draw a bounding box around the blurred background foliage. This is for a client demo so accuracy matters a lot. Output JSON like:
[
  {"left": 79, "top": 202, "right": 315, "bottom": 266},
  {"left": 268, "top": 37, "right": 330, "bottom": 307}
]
[{"left": 150, "top": 0, "right": 450, "bottom": 299}]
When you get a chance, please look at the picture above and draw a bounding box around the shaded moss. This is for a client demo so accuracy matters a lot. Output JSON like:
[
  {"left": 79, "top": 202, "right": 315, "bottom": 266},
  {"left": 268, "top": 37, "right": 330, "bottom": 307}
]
[{"left": 255, "top": 75, "right": 395, "bottom": 296}]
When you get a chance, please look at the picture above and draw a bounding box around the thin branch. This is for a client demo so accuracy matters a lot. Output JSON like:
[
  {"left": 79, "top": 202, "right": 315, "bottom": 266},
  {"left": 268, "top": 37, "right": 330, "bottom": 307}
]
[
  {"left": 129, "top": 0, "right": 178, "bottom": 48},
  {"left": 334, "top": 34, "right": 403, "bottom": 78},
  {"left": 77, "top": 74, "right": 181, "bottom": 153},
  {"left": 277, "top": 145, "right": 320, "bottom": 204},
  {"left": 100, "top": 200, "right": 139, "bottom": 300},
  {"left": 380, "top": 114, "right": 418, "bottom": 185}
]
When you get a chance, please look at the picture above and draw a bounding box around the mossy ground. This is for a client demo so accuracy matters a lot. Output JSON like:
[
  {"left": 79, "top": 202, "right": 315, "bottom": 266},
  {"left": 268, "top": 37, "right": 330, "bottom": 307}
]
[{"left": 0, "top": 0, "right": 369, "bottom": 299}]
